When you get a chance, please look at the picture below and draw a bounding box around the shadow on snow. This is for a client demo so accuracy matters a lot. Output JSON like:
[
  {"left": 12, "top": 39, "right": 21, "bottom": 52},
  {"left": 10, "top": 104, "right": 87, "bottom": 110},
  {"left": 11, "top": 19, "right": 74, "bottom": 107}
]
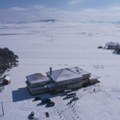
[{"left": 12, "top": 87, "right": 32, "bottom": 102}]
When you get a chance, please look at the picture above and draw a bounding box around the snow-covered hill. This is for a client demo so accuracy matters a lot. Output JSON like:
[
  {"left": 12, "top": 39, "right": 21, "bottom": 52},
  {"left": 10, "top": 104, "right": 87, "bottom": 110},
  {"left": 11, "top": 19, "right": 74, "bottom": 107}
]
[{"left": 0, "top": 22, "right": 120, "bottom": 120}]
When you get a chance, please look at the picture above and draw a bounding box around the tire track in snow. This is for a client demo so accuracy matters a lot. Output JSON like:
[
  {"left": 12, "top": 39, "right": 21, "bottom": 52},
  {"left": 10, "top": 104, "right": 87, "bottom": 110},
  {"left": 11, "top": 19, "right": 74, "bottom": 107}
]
[{"left": 54, "top": 97, "right": 82, "bottom": 120}]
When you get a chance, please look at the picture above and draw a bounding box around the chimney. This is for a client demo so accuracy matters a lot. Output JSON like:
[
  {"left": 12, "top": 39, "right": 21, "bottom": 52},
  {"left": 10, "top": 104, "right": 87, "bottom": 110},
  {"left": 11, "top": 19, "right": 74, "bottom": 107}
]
[{"left": 50, "top": 67, "right": 52, "bottom": 75}]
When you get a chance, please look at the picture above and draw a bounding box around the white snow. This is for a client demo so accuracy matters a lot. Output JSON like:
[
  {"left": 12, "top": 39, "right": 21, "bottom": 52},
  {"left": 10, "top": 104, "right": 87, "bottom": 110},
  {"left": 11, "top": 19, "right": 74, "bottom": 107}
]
[
  {"left": 5, "top": 76, "right": 10, "bottom": 81},
  {"left": 1, "top": 22, "right": 120, "bottom": 120}
]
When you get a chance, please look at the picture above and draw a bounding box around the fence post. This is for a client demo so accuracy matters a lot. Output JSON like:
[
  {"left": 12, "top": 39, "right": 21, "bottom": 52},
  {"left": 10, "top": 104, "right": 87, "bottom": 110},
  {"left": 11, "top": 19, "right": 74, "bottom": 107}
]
[{"left": 1, "top": 102, "right": 4, "bottom": 116}]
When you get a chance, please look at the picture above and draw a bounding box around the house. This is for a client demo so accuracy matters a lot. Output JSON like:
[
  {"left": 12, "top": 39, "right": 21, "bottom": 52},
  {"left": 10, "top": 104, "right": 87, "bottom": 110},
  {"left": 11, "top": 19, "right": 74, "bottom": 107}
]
[
  {"left": 26, "top": 67, "right": 97, "bottom": 95},
  {"left": 104, "top": 42, "right": 119, "bottom": 50},
  {"left": 46, "top": 67, "right": 90, "bottom": 92}
]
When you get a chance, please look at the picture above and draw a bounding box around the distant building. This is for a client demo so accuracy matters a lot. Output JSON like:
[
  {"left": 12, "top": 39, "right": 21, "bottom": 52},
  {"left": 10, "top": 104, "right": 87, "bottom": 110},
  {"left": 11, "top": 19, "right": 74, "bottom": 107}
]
[
  {"left": 26, "top": 67, "right": 97, "bottom": 95},
  {"left": 114, "top": 44, "right": 120, "bottom": 54},
  {"left": 104, "top": 42, "right": 119, "bottom": 50}
]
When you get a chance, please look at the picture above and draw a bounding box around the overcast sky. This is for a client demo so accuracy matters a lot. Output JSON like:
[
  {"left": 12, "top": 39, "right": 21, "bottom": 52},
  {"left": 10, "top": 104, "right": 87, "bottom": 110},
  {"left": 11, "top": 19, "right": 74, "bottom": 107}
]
[{"left": 0, "top": 0, "right": 120, "bottom": 22}]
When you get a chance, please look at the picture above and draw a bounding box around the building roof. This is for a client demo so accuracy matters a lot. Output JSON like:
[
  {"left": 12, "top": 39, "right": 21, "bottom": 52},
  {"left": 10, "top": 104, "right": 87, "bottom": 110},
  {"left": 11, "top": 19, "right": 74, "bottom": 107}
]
[
  {"left": 105, "top": 42, "right": 119, "bottom": 47},
  {"left": 46, "top": 67, "right": 90, "bottom": 82},
  {"left": 26, "top": 73, "right": 49, "bottom": 85}
]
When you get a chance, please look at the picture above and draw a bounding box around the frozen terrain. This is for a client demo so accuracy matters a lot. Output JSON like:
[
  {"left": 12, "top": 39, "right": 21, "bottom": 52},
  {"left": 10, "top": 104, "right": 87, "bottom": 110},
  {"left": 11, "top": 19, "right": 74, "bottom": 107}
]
[{"left": 1, "top": 21, "right": 120, "bottom": 120}]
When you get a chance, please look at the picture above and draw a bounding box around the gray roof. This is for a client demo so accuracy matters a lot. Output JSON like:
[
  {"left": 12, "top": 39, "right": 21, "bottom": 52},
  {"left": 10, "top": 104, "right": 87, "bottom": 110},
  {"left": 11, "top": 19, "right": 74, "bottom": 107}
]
[
  {"left": 105, "top": 42, "right": 119, "bottom": 47},
  {"left": 46, "top": 67, "right": 90, "bottom": 82},
  {"left": 26, "top": 73, "right": 49, "bottom": 85}
]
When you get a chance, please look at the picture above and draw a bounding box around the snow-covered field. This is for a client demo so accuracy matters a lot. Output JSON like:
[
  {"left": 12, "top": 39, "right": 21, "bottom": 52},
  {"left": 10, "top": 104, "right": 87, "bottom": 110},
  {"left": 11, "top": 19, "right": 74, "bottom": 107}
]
[{"left": 1, "top": 22, "right": 120, "bottom": 120}]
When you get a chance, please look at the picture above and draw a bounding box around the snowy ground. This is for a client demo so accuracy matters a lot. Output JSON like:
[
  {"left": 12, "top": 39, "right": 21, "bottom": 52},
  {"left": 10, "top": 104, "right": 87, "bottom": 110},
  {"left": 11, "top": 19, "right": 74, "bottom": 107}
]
[{"left": 1, "top": 22, "right": 120, "bottom": 120}]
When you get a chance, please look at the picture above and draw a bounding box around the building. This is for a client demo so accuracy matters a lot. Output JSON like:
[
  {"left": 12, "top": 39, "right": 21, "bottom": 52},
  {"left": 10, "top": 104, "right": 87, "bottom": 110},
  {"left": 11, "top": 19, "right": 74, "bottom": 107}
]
[
  {"left": 46, "top": 67, "right": 90, "bottom": 93},
  {"left": 26, "top": 67, "right": 97, "bottom": 95},
  {"left": 104, "top": 42, "right": 119, "bottom": 50},
  {"left": 26, "top": 73, "right": 50, "bottom": 95}
]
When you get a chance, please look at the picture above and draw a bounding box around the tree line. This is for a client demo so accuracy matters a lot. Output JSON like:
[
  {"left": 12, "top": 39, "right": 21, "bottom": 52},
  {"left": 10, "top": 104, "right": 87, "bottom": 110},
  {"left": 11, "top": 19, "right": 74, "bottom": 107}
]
[{"left": 0, "top": 48, "right": 19, "bottom": 77}]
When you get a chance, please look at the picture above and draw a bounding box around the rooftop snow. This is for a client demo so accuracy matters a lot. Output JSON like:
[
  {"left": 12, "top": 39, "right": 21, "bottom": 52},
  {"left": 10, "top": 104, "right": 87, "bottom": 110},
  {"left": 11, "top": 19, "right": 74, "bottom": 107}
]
[
  {"left": 46, "top": 67, "right": 90, "bottom": 82},
  {"left": 105, "top": 42, "right": 119, "bottom": 46},
  {"left": 26, "top": 73, "right": 49, "bottom": 84}
]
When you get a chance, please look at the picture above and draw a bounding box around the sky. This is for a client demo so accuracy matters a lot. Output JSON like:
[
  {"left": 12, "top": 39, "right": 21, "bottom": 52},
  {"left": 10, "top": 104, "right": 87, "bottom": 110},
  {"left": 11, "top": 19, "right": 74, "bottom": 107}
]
[{"left": 0, "top": 0, "right": 120, "bottom": 22}]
